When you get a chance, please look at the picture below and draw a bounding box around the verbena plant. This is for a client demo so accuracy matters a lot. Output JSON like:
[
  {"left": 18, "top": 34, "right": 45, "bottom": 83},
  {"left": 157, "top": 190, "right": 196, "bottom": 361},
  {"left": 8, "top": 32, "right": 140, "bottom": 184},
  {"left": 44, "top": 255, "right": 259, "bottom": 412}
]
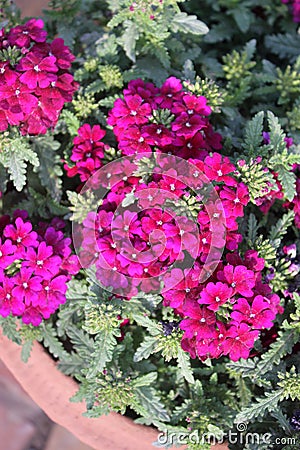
[{"left": 0, "top": 1, "right": 300, "bottom": 449}]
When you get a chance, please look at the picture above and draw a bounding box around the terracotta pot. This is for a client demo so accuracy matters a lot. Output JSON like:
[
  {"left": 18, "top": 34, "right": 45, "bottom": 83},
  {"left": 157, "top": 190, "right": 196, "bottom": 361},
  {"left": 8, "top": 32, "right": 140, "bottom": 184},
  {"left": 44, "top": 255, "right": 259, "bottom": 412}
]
[{"left": 0, "top": 331, "right": 228, "bottom": 450}]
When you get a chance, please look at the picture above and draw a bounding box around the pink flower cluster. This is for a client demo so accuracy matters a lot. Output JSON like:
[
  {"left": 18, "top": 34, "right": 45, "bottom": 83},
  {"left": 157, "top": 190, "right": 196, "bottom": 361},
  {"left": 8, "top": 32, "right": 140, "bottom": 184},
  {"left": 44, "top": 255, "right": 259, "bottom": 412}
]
[
  {"left": 179, "top": 251, "right": 283, "bottom": 362},
  {"left": 69, "top": 78, "right": 284, "bottom": 362},
  {"left": 76, "top": 151, "right": 249, "bottom": 300},
  {"left": 108, "top": 77, "right": 222, "bottom": 159},
  {"left": 0, "top": 19, "right": 78, "bottom": 135},
  {"left": 64, "top": 124, "right": 108, "bottom": 182},
  {"left": 282, "top": 0, "right": 300, "bottom": 22},
  {"left": 0, "top": 211, "right": 79, "bottom": 326}
]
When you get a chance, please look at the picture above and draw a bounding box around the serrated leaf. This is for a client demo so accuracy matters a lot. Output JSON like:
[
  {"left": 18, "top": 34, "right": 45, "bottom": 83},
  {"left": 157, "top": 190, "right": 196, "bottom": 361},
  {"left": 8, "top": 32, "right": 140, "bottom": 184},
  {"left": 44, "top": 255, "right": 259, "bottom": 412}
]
[
  {"left": 265, "top": 33, "right": 300, "bottom": 63},
  {"left": 21, "top": 340, "right": 34, "bottom": 363},
  {"left": 133, "top": 314, "right": 162, "bottom": 336},
  {"left": 87, "top": 329, "right": 119, "bottom": 378},
  {"left": 7, "top": 151, "right": 27, "bottom": 191},
  {"left": 267, "top": 111, "right": 287, "bottom": 154},
  {"left": 277, "top": 167, "right": 296, "bottom": 201},
  {"left": 253, "top": 329, "right": 298, "bottom": 381},
  {"left": 235, "top": 390, "right": 283, "bottom": 422},
  {"left": 172, "top": 12, "right": 209, "bottom": 35},
  {"left": 134, "top": 386, "right": 170, "bottom": 422},
  {"left": 120, "top": 20, "right": 139, "bottom": 62},
  {"left": 242, "top": 111, "right": 264, "bottom": 156},
  {"left": 232, "top": 6, "right": 251, "bottom": 33},
  {"left": 269, "top": 210, "right": 295, "bottom": 243},
  {"left": 177, "top": 347, "right": 195, "bottom": 384},
  {"left": 132, "top": 372, "right": 157, "bottom": 388},
  {"left": 134, "top": 335, "right": 158, "bottom": 362}
]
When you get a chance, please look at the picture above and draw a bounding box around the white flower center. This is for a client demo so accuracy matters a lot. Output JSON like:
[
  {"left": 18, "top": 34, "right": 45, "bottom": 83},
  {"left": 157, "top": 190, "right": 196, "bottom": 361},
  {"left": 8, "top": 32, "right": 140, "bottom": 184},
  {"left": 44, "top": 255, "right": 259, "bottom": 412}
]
[
  {"left": 37, "top": 260, "right": 44, "bottom": 266},
  {"left": 147, "top": 195, "right": 153, "bottom": 201},
  {"left": 45, "top": 286, "right": 50, "bottom": 291},
  {"left": 22, "top": 282, "right": 28, "bottom": 289},
  {"left": 0, "top": 251, "right": 2, "bottom": 257},
  {"left": 200, "top": 318, "right": 206, "bottom": 323},
  {"left": 138, "top": 137, "right": 144, "bottom": 143},
  {"left": 215, "top": 296, "right": 221, "bottom": 302},
  {"left": 234, "top": 198, "right": 240, "bottom": 204},
  {"left": 130, "top": 110, "right": 137, "bottom": 116},
  {"left": 15, "top": 89, "right": 20, "bottom": 96},
  {"left": 112, "top": 266, "right": 117, "bottom": 271},
  {"left": 185, "top": 122, "right": 191, "bottom": 128},
  {"left": 185, "top": 288, "right": 190, "bottom": 293},
  {"left": 187, "top": 109, "right": 194, "bottom": 114},
  {"left": 107, "top": 173, "right": 111, "bottom": 179},
  {"left": 170, "top": 184, "right": 175, "bottom": 191},
  {"left": 34, "top": 65, "right": 40, "bottom": 72},
  {"left": 124, "top": 225, "right": 129, "bottom": 231},
  {"left": 0, "top": 68, "right": 5, "bottom": 74},
  {"left": 132, "top": 253, "right": 137, "bottom": 259},
  {"left": 217, "top": 170, "right": 223, "bottom": 176},
  {"left": 86, "top": 152, "right": 91, "bottom": 158},
  {"left": 187, "top": 143, "right": 193, "bottom": 149},
  {"left": 6, "top": 293, "right": 11, "bottom": 300},
  {"left": 156, "top": 220, "right": 163, "bottom": 226},
  {"left": 156, "top": 128, "right": 162, "bottom": 135}
]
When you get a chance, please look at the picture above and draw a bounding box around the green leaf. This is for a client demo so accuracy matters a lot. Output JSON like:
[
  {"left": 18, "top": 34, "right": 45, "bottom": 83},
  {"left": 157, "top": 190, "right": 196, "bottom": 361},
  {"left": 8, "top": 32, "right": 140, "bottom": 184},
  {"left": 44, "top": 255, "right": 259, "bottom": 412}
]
[
  {"left": 177, "top": 347, "right": 195, "bottom": 384},
  {"left": 172, "top": 12, "right": 209, "bottom": 35},
  {"left": 133, "top": 335, "right": 158, "bottom": 362},
  {"left": 265, "top": 33, "right": 300, "bottom": 63},
  {"left": 133, "top": 314, "right": 162, "bottom": 336},
  {"left": 235, "top": 390, "right": 283, "bottom": 422},
  {"left": 134, "top": 386, "right": 170, "bottom": 422},
  {"left": 253, "top": 329, "right": 298, "bottom": 381},
  {"left": 86, "top": 329, "right": 119, "bottom": 378},
  {"left": 32, "top": 135, "right": 62, "bottom": 202},
  {"left": 21, "top": 340, "right": 34, "bottom": 363},
  {"left": 132, "top": 372, "right": 157, "bottom": 388},
  {"left": 242, "top": 111, "right": 264, "bottom": 156},
  {"left": 267, "top": 111, "right": 287, "bottom": 155},
  {"left": 6, "top": 151, "right": 27, "bottom": 191},
  {"left": 232, "top": 6, "right": 251, "bottom": 33},
  {"left": 120, "top": 20, "right": 139, "bottom": 62},
  {"left": 269, "top": 210, "right": 295, "bottom": 245},
  {"left": 42, "top": 323, "right": 69, "bottom": 360},
  {"left": 0, "top": 315, "right": 21, "bottom": 345},
  {"left": 276, "top": 167, "right": 296, "bottom": 201},
  {"left": 247, "top": 213, "right": 258, "bottom": 244}
]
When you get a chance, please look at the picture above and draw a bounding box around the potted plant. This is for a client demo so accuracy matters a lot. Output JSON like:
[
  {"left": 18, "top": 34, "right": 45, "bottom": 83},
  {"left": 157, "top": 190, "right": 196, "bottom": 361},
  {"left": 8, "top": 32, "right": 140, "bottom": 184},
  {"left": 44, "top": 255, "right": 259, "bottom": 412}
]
[{"left": 0, "top": 1, "right": 300, "bottom": 449}]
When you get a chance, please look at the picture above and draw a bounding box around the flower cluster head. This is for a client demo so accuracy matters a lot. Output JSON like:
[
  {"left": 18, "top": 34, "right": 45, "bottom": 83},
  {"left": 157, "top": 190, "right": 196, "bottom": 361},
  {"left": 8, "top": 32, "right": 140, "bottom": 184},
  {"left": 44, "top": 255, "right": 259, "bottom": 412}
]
[
  {"left": 108, "top": 77, "right": 222, "bottom": 159},
  {"left": 282, "top": 0, "right": 300, "bottom": 22},
  {"left": 180, "top": 250, "right": 283, "bottom": 362},
  {"left": 64, "top": 123, "right": 108, "bottom": 182},
  {"left": 69, "top": 77, "right": 284, "bottom": 363},
  {"left": 0, "top": 211, "right": 80, "bottom": 326},
  {"left": 0, "top": 19, "right": 78, "bottom": 135}
]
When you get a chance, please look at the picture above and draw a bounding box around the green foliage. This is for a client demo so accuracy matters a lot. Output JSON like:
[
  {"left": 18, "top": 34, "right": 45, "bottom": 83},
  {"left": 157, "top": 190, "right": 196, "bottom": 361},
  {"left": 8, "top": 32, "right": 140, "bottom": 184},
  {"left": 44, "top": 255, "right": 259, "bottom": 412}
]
[
  {"left": 0, "top": 133, "right": 39, "bottom": 191},
  {"left": 31, "top": 135, "right": 63, "bottom": 201}
]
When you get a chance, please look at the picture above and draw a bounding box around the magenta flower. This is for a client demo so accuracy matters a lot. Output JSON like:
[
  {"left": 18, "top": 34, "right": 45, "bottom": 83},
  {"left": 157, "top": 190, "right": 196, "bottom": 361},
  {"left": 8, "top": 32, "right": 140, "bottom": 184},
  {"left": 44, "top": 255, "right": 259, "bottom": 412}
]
[
  {"left": 222, "top": 323, "right": 259, "bottom": 361},
  {"left": 0, "top": 62, "right": 18, "bottom": 86},
  {"left": 198, "top": 282, "right": 233, "bottom": 312},
  {"left": 35, "top": 275, "right": 68, "bottom": 310},
  {"left": 0, "top": 277, "right": 24, "bottom": 316},
  {"left": 231, "top": 296, "right": 276, "bottom": 329},
  {"left": 171, "top": 113, "right": 206, "bottom": 138},
  {"left": 204, "top": 153, "right": 237, "bottom": 186},
  {"left": 22, "top": 305, "right": 43, "bottom": 326},
  {"left": 108, "top": 95, "right": 151, "bottom": 131},
  {"left": 180, "top": 300, "right": 216, "bottom": 339},
  {"left": 24, "top": 241, "right": 61, "bottom": 277},
  {"left": 12, "top": 268, "right": 42, "bottom": 305},
  {"left": 172, "top": 94, "right": 211, "bottom": 116},
  {"left": 4, "top": 217, "right": 38, "bottom": 254},
  {"left": 0, "top": 81, "right": 38, "bottom": 115},
  {"left": 141, "top": 123, "right": 174, "bottom": 147},
  {"left": 7, "top": 19, "right": 47, "bottom": 48},
  {"left": 18, "top": 52, "right": 58, "bottom": 89},
  {"left": 0, "top": 238, "right": 16, "bottom": 269},
  {"left": 218, "top": 265, "right": 255, "bottom": 297},
  {"left": 220, "top": 183, "right": 249, "bottom": 217}
]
